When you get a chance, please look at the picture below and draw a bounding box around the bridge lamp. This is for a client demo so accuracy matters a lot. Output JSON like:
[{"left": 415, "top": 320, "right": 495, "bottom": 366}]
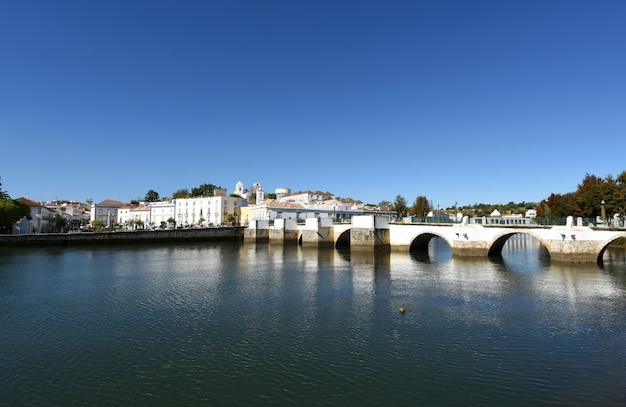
[{"left": 601, "top": 200, "right": 607, "bottom": 225}]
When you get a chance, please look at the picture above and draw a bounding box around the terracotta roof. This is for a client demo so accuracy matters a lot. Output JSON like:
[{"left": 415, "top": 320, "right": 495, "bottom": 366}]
[
  {"left": 288, "top": 190, "right": 333, "bottom": 197},
  {"left": 17, "top": 197, "right": 43, "bottom": 207},
  {"left": 98, "top": 199, "right": 127, "bottom": 207},
  {"left": 261, "top": 199, "right": 304, "bottom": 209}
]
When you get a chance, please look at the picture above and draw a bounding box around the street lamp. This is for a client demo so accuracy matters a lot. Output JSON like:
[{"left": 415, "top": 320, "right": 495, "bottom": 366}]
[{"left": 601, "top": 200, "right": 606, "bottom": 227}]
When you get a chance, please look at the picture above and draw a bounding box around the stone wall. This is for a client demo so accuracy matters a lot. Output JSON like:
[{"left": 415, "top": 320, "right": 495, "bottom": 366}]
[{"left": 0, "top": 227, "right": 244, "bottom": 246}]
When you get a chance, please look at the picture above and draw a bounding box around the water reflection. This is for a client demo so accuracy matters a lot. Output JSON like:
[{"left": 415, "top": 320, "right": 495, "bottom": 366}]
[{"left": 2, "top": 241, "right": 626, "bottom": 406}]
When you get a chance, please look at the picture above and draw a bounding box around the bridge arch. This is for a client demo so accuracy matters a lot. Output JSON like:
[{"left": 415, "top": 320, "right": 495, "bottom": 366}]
[
  {"left": 597, "top": 235, "right": 626, "bottom": 264},
  {"left": 409, "top": 231, "right": 453, "bottom": 254},
  {"left": 335, "top": 229, "right": 350, "bottom": 248},
  {"left": 487, "top": 230, "right": 549, "bottom": 258}
]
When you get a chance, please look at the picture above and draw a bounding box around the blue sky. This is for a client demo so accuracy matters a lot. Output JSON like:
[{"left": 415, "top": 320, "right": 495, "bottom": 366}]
[{"left": 1, "top": 1, "right": 625, "bottom": 208}]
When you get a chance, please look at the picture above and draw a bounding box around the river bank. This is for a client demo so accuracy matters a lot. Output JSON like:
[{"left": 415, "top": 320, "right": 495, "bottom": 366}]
[{"left": 0, "top": 227, "right": 245, "bottom": 246}]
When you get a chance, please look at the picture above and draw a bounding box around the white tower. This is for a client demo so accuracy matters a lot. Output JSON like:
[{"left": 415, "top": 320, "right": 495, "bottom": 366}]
[
  {"left": 256, "top": 186, "right": 265, "bottom": 205},
  {"left": 235, "top": 181, "right": 244, "bottom": 196}
]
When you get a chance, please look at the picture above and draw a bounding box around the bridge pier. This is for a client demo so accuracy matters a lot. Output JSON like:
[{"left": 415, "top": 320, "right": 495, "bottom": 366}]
[
  {"left": 301, "top": 218, "right": 335, "bottom": 247},
  {"left": 243, "top": 219, "right": 269, "bottom": 243},
  {"left": 450, "top": 219, "right": 492, "bottom": 257},
  {"left": 350, "top": 215, "right": 390, "bottom": 252},
  {"left": 540, "top": 217, "right": 615, "bottom": 263},
  {"left": 269, "top": 218, "right": 300, "bottom": 244}
]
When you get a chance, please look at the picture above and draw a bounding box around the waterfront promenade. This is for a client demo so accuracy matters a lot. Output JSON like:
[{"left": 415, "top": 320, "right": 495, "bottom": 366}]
[{"left": 0, "top": 227, "right": 244, "bottom": 246}]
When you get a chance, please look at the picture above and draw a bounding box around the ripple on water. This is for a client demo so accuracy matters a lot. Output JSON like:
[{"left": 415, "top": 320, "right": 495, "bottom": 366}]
[{"left": 2, "top": 244, "right": 626, "bottom": 406}]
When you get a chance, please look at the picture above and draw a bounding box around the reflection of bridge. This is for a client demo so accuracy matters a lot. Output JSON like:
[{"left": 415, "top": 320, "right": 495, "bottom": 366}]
[{"left": 245, "top": 215, "right": 626, "bottom": 264}]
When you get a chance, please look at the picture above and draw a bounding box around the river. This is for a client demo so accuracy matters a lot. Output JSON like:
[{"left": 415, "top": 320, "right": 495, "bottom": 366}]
[{"left": 1, "top": 235, "right": 626, "bottom": 406}]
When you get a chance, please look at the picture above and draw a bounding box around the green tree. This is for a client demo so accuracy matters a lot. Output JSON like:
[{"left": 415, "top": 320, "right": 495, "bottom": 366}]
[
  {"left": 91, "top": 220, "right": 105, "bottom": 229},
  {"left": 50, "top": 213, "right": 68, "bottom": 233},
  {"left": 144, "top": 189, "right": 160, "bottom": 202},
  {"left": 0, "top": 198, "right": 31, "bottom": 233},
  {"left": 191, "top": 183, "right": 219, "bottom": 197},
  {"left": 393, "top": 194, "right": 408, "bottom": 218},
  {"left": 173, "top": 189, "right": 190, "bottom": 199},
  {"left": 536, "top": 193, "right": 574, "bottom": 219},
  {"left": 0, "top": 176, "right": 9, "bottom": 200},
  {"left": 410, "top": 195, "right": 430, "bottom": 217},
  {"left": 225, "top": 213, "right": 236, "bottom": 224},
  {"left": 615, "top": 170, "right": 626, "bottom": 216},
  {"left": 573, "top": 173, "right": 604, "bottom": 218},
  {"left": 167, "top": 217, "right": 176, "bottom": 228}
]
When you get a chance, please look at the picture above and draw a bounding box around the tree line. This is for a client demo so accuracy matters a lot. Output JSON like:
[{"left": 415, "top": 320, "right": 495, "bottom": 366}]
[
  {"left": 382, "top": 171, "right": 626, "bottom": 221},
  {"left": 138, "top": 183, "right": 225, "bottom": 204},
  {"left": 0, "top": 178, "right": 31, "bottom": 233},
  {"left": 535, "top": 172, "right": 626, "bottom": 220}
]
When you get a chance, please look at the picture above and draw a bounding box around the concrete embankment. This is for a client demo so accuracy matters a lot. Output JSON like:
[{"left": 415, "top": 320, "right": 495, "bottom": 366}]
[{"left": 0, "top": 227, "right": 245, "bottom": 246}]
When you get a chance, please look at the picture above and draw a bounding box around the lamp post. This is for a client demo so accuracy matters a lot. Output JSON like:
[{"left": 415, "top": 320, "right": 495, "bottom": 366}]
[{"left": 601, "top": 200, "right": 606, "bottom": 227}]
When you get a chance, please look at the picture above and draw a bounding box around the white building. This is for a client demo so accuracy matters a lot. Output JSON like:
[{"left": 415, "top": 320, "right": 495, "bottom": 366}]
[
  {"left": 175, "top": 192, "right": 247, "bottom": 227},
  {"left": 43, "top": 199, "right": 90, "bottom": 227},
  {"left": 279, "top": 190, "right": 334, "bottom": 205},
  {"left": 249, "top": 199, "right": 305, "bottom": 221},
  {"left": 150, "top": 200, "right": 176, "bottom": 228},
  {"left": 117, "top": 204, "right": 152, "bottom": 229},
  {"left": 250, "top": 196, "right": 373, "bottom": 222},
  {"left": 235, "top": 181, "right": 265, "bottom": 204},
  {"left": 90, "top": 199, "right": 126, "bottom": 227},
  {"left": 17, "top": 197, "right": 55, "bottom": 233}
]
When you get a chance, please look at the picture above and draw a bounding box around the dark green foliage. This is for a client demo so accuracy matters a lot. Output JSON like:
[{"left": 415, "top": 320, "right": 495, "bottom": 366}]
[
  {"left": 0, "top": 199, "right": 31, "bottom": 233},
  {"left": 144, "top": 189, "right": 160, "bottom": 202}
]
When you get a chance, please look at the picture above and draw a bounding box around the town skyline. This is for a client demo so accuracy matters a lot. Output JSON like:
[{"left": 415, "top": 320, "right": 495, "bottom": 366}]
[{"left": 3, "top": 176, "right": 539, "bottom": 210}]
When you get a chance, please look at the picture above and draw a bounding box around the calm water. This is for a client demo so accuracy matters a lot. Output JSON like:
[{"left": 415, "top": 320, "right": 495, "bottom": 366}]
[{"left": 2, "top": 236, "right": 626, "bottom": 406}]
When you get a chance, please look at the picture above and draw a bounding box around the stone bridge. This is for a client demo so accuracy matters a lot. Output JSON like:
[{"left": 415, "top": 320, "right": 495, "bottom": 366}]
[{"left": 244, "top": 215, "right": 626, "bottom": 263}]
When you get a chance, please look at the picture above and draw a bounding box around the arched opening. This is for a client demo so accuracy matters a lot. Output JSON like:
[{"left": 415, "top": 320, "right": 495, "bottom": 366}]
[
  {"left": 598, "top": 237, "right": 626, "bottom": 266},
  {"left": 488, "top": 233, "right": 550, "bottom": 270},
  {"left": 335, "top": 230, "right": 350, "bottom": 248},
  {"left": 409, "top": 233, "right": 452, "bottom": 261}
]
